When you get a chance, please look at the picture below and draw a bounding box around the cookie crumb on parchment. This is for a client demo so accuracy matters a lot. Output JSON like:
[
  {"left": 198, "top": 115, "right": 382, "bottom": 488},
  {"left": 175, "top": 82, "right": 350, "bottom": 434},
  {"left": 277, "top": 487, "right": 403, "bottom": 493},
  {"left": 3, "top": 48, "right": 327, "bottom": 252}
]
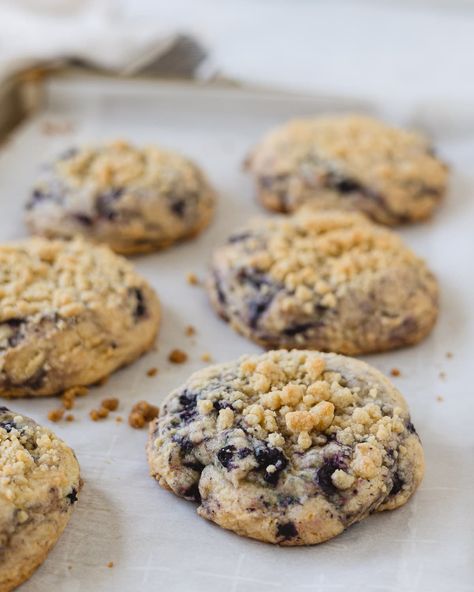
[
  {"left": 201, "top": 353, "right": 212, "bottom": 363},
  {"left": 436, "top": 395, "right": 444, "bottom": 402},
  {"left": 128, "top": 401, "right": 159, "bottom": 429},
  {"left": 101, "top": 398, "right": 119, "bottom": 411},
  {"left": 89, "top": 407, "right": 109, "bottom": 421},
  {"left": 390, "top": 368, "right": 401, "bottom": 377},
  {"left": 185, "top": 325, "right": 196, "bottom": 336},
  {"left": 106, "top": 561, "right": 114, "bottom": 569},
  {"left": 48, "top": 409, "right": 64, "bottom": 422},
  {"left": 186, "top": 272, "right": 200, "bottom": 286},
  {"left": 147, "top": 367, "right": 158, "bottom": 377},
  {"left": 168, "top": 349, "right": 188, "bottom": 364}
]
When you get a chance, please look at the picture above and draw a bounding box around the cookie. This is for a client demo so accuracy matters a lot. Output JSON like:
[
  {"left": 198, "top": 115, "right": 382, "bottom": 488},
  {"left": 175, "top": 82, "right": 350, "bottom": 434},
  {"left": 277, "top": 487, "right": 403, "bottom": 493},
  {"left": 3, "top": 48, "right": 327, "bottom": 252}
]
[
  {"left": 245, "top": 115, "right": 448, "bottom": 225},
  {"left": 147, "top": 350, "right": 424, "bottom": 545},
  {"left": 207, "top": 209, "right": 438, "bottom": 355},
  {"left": 0, "top": 407, "right": 80, "bottom": 590},
  {"left": 0, "top": 237, "right": 160, "bottom": 397},
  {"left": 25, "top": 140, "right": 216, "bottom": 254}
]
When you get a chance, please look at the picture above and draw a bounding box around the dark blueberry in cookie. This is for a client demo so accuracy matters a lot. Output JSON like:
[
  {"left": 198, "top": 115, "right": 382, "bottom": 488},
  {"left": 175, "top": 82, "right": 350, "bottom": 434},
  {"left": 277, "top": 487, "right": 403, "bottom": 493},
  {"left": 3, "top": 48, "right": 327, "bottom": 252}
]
[
  {"left": 276, "top": 521, "right": 298, "bottom": 539},
  {"left": 170, "top": 198, "right": 187, "bottom": 218},
  {"left": 217, "top": 445, "right": 236, "bottom": 469},
  {"left": 390, "top": 473, "right": 405, "bottom": 496},
  {"left": 315, "top": 461, "right": 340, "bottom": 497},
  {"left": 327, "top": 173, "right": 363, "bottom": 194},
  {"left": 19, "top": 368, "right": 46, "bottom": 390},
  {"left": 213, "top": 400, "right": 232, "bottom": 411},
  {"left": 254, "top": 444, "right": 288, "bottom": 485},
  {"left": 130, "top": 287, "right": 147, "bottom": 320},
  {"left": 0, "top": 420, "right": 16, "bottom": 432},
  {"left": 183, "top": 482, "right": 201, "bottom": 502},
  {"left": 248, "top": 293, "right": 275, "bottom": 329},
  {"left": 282, "top": 321, "right": 320, "bottom": 337},
  {"left": 179, "top": 390, "right": 198, "bottom": 409},
  {"left": 96, "top": 188, "right": 124, "bottom": 220},
  {"left": 406, "top": 420, "right": 417, "bottom": 434},
  {"left": 237, "top": 447, "right": 252, "bottom": 459},
  {"left": 172, "top": 434, "right": 194, "bottom": 454},
  {"left": 74, "top": 213, "right": 93, "bottom": 227},
  {"left": 66, "top": 487, "right": 78, "bottom": 504}
]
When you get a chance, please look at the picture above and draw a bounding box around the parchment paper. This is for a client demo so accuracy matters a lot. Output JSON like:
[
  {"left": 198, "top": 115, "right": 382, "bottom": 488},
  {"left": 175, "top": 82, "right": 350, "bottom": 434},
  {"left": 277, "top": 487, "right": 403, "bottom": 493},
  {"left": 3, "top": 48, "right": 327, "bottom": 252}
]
[{"left": 0, "top": 77, "right": 472, "bottom": 592}]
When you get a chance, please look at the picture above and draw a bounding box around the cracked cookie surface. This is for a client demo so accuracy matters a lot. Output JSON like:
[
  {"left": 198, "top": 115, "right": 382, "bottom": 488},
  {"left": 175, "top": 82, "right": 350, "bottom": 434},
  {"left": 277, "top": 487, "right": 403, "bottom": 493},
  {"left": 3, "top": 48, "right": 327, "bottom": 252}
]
[
  {"left": 147, "top": 350, "right": 424, "bottom": 545},
  {"left": 246, "top": 115, "right": 448, "bottom": 225},
  {"left": 207, "top": 209, "right": 438, "bottom": 355},
  {"left": 0, "top": 407, "right": 80, "bottom": 590},
  {"left": 25, "top": 141, "right": 216, "bottom": 254},
  {"left": 0, "top": 237, "right": 160, "bottom": 397}
]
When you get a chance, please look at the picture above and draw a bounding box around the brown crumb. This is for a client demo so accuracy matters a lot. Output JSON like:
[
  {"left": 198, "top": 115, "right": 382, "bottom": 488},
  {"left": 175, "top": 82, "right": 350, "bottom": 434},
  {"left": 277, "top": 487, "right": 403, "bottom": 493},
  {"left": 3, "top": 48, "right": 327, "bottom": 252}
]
[
  {"left": 436, "top": 395, "right": 444, "bottom": 402},
  {"left": 439, "top": 371, "right": 446, "bottom": 380},
  {"left": 446, "top": 352, "right": 453, "bottom": 359},
  {"left": 168, "top": 349, "right": 188, "bottom": 364},
  {"left": 101, "top": 397, "right": 119, "bottom": 411},
  {"left": 186, "top": 272, "right": 199, "bottom": 286},
  {"left": 115, "top": 416, "right": 123, "bottom": 423},
  {"left": 60, "top": 385, "right": 88, "bottom": 410},
  {"left": 106, "top": 562, "right": 114, "bottom": 569},
  {"left": 146, "top": 367, "right": 158, "bottom": 377},
  {"left": 48, "top": 408, "right": 64, "bottom": 422},
  {"left": 390, "top": 368, "right": 401, "bottom": 377},
  {"left": 128, "top": 401, "right": 159, "bottom": 429},
  {"left": 89, "top": 407, "right": 109, "bottom": 421},
  {"left": 185, "top": 325, "right": 196, "bottom": 337},
  {"left": 65, "top": 414, "right": 75, "bottom": 422},
  {"left": 201, "top": 352, "right": 212, "bottom": 363},
  {"left": 128, "top": 412, "right": 146, "bottom": 429}
]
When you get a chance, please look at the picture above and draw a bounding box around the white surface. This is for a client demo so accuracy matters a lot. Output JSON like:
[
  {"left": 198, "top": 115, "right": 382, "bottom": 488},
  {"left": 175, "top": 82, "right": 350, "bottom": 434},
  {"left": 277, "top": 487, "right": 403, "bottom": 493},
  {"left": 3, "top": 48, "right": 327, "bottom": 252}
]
[
  {"left": 121, "top": 0, "right": 474, "bottom": 104},
  {"left": 0, "top": 78, "right": 472, "bottom": 591}
]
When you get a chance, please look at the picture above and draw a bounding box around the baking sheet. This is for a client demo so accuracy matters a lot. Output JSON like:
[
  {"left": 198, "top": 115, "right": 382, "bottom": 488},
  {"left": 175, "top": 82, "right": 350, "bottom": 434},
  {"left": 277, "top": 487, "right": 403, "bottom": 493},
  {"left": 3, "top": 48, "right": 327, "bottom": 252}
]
[{"left": 0, "top": 76, "right": 472, "bottom": 592}]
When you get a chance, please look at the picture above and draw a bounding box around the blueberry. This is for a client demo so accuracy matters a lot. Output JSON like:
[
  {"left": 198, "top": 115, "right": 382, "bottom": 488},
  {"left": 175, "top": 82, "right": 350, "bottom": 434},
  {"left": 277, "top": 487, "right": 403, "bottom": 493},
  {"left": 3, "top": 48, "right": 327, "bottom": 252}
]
[
  {"left": 183, "top": 460, "right": 204, "bottom": 472},
  {"left": 333, "top": 177, "right": 362, "bottom": 194},
  {"left": 183, "top": 482, "right": 201, "bottom": 502},
  {"left": 74, "top": 213, "right": 93, "bottom": 226},
  {"left": 66, "top": 488, "right": 78, "bottom": 504},
  {"left": 237, "top": 447, "right": 252, "bottom": 459},
  {"left": 217, "top": 445, "right": 235, "bottom": 469},
  {"left": 315, "top": 461, "right": 340, "bottom": 496},
  {"left": 212, "top": 273, "right": 227, "bottom": 306},
  {"left": 276, "top": 521, "right": 298, "bottom": 539},
  {"left": 96, "top": 188, "right": 124, "bottom": 220},
  {"left": 170, "top": 199, "right": 187, "bottom": 218},
  {"left": 390, "top": 473, "right": 404, "bottom": 495},
  {"left": 129, "top": 287, "right": 147, "bottom": 320},
  {"left": 248, "top": 294, "right": 274, "bottom": 329},
  {"left": 254, "top": 444, "right": 288, "bottom": 485},
  {"left": 213, "top": 400, "right": 231, "bottom": 411},
  {"left": 179, "top": 391, "right": 198, "bottom": 409},
  {"left": 172, "top": 434, "right": 194, "bottom": 454},
  {"left": 406, "top": 420, "right": 417, "bottom": 435},
  {"left": 21, "top": 368, "right": 46, "bottom": 390},
  {"left": 0, "top": 420, "right": 16, "bottom": 433}
]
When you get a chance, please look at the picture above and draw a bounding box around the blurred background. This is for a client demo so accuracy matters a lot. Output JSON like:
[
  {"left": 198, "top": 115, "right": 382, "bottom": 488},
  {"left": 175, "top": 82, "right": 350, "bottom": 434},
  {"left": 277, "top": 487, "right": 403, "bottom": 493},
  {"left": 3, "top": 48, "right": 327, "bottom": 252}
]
[{"left": 1, "top": 0, "right": 474, "bottom": 105}]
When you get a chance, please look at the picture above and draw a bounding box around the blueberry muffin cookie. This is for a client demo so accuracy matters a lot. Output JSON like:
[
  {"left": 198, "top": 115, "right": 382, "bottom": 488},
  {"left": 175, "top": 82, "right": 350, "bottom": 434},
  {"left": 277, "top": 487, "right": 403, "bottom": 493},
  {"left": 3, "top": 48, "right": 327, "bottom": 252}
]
[
  {"left": 25, "top": 141, "right": 216, "bottom": 254},
  {"left": 207, "top": 209, "right": 438, "bottom": 355},
  {"left": 0, "top": 237, "right": 160, "bottom": 397},
  {"left": 148, "top": 350, "right": 424, "bottom": 545},
  {"left": 0, "top": 407, "right": 81, "bottom": 590},
  {"left": 245, "top": 115, "right": 448, "bottom": 225}
]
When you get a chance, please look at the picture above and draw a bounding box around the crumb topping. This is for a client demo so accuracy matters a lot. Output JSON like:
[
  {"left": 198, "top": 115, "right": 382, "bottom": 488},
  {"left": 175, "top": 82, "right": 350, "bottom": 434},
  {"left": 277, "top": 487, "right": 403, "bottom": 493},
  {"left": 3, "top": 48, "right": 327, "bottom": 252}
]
[
  {"left": 155, "top": 350, "right": 415, "bottom": 491},
  {"left": 0, "top": 409, "right": 80, "bottom": 507},
  {"left": 216, "top": 210, "right": 424, "bottom": 309},
  {"left": 248, "top": 115, "right": 448, "bottom": 204},
  {"left": 0, "top": 237, "right": 150, "bottom": 323}
]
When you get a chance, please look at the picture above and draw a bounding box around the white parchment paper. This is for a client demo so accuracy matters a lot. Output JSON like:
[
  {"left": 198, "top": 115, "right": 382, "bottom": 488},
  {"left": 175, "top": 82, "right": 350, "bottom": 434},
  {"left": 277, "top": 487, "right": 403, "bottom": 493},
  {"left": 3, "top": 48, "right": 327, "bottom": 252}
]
[{"left": 0, "top": 78, "right": 472, "bottom": 592}]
